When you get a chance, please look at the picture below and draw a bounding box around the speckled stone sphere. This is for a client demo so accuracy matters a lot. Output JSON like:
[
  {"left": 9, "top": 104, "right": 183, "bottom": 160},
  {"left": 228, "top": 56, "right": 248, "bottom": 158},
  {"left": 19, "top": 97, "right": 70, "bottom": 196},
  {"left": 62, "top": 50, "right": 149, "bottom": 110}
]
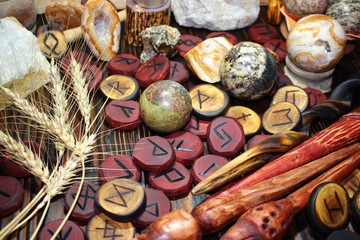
[
  {"left": 139, "top": 80, "right": 192, "bottom": 133},
  {"left": 283, "top": 0, "right": 328, "bottom": 21},
  {"left": 286, "top": 14, "right": 347, "bottom": 73},
  {"left": 326, "top": 0, "right": 360, "bottom": 35},
  {"left": 219, "top": 42, "right": 277, "bottom": 101}
]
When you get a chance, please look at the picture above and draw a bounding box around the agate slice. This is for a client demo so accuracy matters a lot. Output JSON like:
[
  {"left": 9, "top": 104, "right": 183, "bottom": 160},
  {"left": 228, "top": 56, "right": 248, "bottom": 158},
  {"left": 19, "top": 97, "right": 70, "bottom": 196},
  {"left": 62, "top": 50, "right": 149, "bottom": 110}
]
[
  {"left": 82, "top": 0, "right": 120, "bottom": 61},
  {"left": 184, "top": 37, "right": 233, "bottom": 83}
]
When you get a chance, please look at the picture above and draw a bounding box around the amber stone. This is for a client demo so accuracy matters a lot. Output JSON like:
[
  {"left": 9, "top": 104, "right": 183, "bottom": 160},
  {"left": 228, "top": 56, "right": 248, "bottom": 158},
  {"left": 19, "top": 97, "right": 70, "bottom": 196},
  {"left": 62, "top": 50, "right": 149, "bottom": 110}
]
[
  {"left": 220, "top": 42, "right": 277, "bottom": 101},
  {"left": 0, "top": 176, "right": 24, "bottom": 217},
  {"left": 45, "top": 0, "right": 83, "bottom": 31},
  {"left": 207, "top": 116, "right": 245, "bottom": 158},
  {"left": 39, "top": 219, "right": 85, "bottom": 240},
  {"left": 139, "top": 80, "right": 192, "bottom": 134}
]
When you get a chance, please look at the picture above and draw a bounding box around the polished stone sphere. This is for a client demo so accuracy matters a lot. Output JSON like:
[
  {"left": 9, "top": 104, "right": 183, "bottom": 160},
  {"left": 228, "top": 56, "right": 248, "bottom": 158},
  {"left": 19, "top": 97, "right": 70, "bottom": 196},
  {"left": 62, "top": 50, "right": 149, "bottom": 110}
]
[
  {"left": 219, "top": 41, "right": 277, "bottom": 101},
  {"left": 286, "top": 14, "right": 347, "bottom": 73},
  {"left": 139, "top": 80, "right": 192, "bottom": 133},
  {"left": 283, "top": 0, "right": 328, "bottom": 21},
  {"left": 326, "top": 0, "right": 360, "bottom": 35}
]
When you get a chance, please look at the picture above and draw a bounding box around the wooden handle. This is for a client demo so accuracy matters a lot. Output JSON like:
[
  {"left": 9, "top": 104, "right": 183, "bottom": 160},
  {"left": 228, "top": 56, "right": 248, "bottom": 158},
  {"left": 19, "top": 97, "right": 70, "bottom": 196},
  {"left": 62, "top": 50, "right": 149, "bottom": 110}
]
[
  {"left": 221, "top": 149, "right": 360, "bottom": 240},
  {"left": 64, "top": 9, "right": 126, "bottom": 43},
  {"left": 192, "top": 143, "right": 360, "bottom": 234},
  {"left": 191, "top": 131, "right": 308, "bottom": 195}
]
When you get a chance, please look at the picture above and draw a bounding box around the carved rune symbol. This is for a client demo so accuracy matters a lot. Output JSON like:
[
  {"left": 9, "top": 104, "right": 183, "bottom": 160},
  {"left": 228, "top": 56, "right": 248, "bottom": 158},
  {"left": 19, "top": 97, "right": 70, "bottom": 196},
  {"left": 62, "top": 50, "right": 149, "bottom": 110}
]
[
  {"left": 285, "top": 90, "right": 300, "bottom": 104},
  {"left": 71, "top": 184, "right": 96, "bottom": 210},
  {"left": 171, "top": 139, "right": 195, "bottom": 152},
  {"left": 154, "top": 168, "right": 185, "bottom": 183},
  {"left": 0, "top": 189, "right": 10, "bottom": 198},
  {"left": 107, "top": 81, "right": 130, "bottom": 95},
  {"left": 142, "top": 59, "right": 163, "bottom": 78},
  {"left": 199, "top": 163, "right": 221, "bottom": 177},
  {"left": 179, "top": 39, "right": 199, "bottom": 46},
  {"left": 269, "top": 42, "right": 286, "bottom": 53},
  {"left": 43, "top": 32, "right": 60, "bottom": 55},
  {"left": 348, "top": 177, "right": 360, "bottom": 194},
  {"left": 111, "top": 104, "right": 135, "bottom": 118},
  {"left": 236, "top": 113, "right": 251, "bottom": 121},
  {"left": 254, "top": 25, "right": 274, "bottom": 35},
  {"left": 114, "top": 157, "right": 134, "bottom": 179},
  {"left": 82, "top": 68, "right": 95, "bottom": 84},
  {"left": 105, "top": 184, "right": 135, "bottom": 208},
  {"left": 148, "top": 139, "right": 168, "bottom": 156},
  {"left": 272, "top": 108, "right": 293, "bottom": 126},
  {"left": 213, "top": 122, "right": 233, "bottom": 148},
  {"left": 170, "top": 63, "right": 179, "bottom": 78},
  {"left": 114, "top": 56, "right": 137, "bottom": 65},
  {"left": 96, "top": 220, "right": 123, "bottom": 239},
  {"left": 145, "top": 202, "right": 160, "bottom": 217},
  {"left": 325, "top": 191, "right": 345, "bottom": 222},
  {"left": 47, "top": 227, "right": 73, "bottom": 240},
  {"left": 194, "top": 90, "right": 211, "bottom": 109},
  {"left": 210, "top": 33, "right": 230, "bottom": 40}
]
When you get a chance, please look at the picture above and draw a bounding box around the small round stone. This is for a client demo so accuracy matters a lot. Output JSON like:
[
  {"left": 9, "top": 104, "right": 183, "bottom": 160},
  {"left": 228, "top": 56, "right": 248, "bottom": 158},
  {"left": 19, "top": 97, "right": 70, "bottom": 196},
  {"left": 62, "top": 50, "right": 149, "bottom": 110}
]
[
  {"left": 220, "top": 41, "right": 277, "bottom": 101},
  {"left": 286, "top": 15, "right": 347, "bottom": 73},
  {"left": 326, "top": 0, "right": 360, "bottom": 35},
  {"left": 139, "top": 80, "right": 192, "bottom": 134},
  {"left": 283, "top": 0, "right": 328, "bottom": 21}
]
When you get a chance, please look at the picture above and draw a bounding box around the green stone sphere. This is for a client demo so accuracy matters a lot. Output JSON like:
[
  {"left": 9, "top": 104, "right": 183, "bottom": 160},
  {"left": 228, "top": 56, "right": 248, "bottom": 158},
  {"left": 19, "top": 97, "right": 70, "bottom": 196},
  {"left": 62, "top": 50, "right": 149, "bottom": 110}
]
[{"left": 139, "top": 80, "right": 192, "bottom": 134}]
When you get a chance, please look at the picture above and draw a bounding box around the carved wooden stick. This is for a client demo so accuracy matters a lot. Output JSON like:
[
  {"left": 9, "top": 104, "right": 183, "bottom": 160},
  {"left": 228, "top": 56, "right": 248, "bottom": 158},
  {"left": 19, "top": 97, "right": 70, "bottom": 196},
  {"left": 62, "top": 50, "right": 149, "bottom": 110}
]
[
  {"left": 221, "top": 149, "right": 360, "bottom": 240},
  {"left": 191, "top": 143, "right": 360, "bottom": 235},
  {"left": 209, "top": 107, "right": 360, "bottom": 200}
]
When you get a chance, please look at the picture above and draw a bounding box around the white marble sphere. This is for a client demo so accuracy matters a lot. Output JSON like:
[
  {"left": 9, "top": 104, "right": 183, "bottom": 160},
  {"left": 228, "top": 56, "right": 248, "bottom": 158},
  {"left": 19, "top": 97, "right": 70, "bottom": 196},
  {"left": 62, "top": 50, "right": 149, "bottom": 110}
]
[{"left": 286, "top": 14, "right": 347, "bottom": 73}]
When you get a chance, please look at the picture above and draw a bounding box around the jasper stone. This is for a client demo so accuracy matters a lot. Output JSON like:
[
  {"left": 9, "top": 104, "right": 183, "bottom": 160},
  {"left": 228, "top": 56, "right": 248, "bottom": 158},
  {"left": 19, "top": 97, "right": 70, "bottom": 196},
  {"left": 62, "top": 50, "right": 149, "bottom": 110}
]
[
  {"left": 326, "top": 0, "right": 360, "bottom": 35},
  {"left": 283, "top": 0, "right": 328, "bottom": 21},
  {"left": 220, "top": 41, "right": 277, "bottom": 101},
  {"left": 139, "top": 80, "right": 192, "bottom": 134}
]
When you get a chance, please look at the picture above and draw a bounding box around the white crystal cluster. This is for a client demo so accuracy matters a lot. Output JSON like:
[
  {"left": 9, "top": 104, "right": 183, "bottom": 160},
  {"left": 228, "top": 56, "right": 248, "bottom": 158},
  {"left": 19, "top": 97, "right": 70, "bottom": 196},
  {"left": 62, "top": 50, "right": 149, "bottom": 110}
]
[
  {"left": 0, "top": 17, "right": 50, "bottom": 85},
  {"left": 171, "top": 0, "right": 260, "bottom": 31}
]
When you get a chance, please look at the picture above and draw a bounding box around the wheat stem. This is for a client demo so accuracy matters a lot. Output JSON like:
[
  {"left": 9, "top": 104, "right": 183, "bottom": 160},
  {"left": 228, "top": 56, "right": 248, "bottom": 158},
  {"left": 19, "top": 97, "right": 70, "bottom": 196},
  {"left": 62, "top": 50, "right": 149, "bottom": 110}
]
[{"left": 30, "top": 196, "right": 51, "bottom": 240}]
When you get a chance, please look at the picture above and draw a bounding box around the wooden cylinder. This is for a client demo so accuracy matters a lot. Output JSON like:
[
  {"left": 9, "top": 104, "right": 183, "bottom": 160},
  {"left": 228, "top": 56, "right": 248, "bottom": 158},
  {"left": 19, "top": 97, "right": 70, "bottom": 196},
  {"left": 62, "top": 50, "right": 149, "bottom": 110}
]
[{"left": 125, "top": 0, "right": 171, "bottom": 47}]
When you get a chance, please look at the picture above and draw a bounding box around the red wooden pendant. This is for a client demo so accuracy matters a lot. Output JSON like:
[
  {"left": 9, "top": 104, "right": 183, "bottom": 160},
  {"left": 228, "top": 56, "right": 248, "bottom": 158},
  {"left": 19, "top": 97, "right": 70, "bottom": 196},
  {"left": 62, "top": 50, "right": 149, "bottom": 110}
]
[
  {"left": 165, "top": 131, "right": 204, "bottom": 166},
  {"left": 64, "top": 181, "right": 100, "bottom": 222},
  {"left": 207, "top": 116, "right": 245, "bottom": 158},
  {"left": 183, "top": 115, "right": 211, "bottom": 139},
  {"left": 132, "top": 136, "right": 175, "bottom": 172},
  {"left": 107, "top": 53, "right": 141, "bottom": 76},
  {"left": 305, "top": 88, "right": 327, "bottom": 107},
  {"left": 104, "top": 100, "right": 142, "bottom": 130},
  {"left": 148, "top": 161, "right": 192, "bottom": 198},
  {"left": 132, "top": 188, "right": 171, "bottom": 229},
  {"left": 263, "top": 39, "right": 287, "bottom": 62},
  {"left": 191, "top": 154, "right": 229, "bottom": 184},
  {"left": 135, "top": 55, "right": 170, "bottom": 87},
  {"left": 178, "top": 34, "right": 203, "bottom": 56},
  {"left": 248, "top": 23, "right": 279, "bottom": 43},
  {"left": 39, "top": 219, "right": 85, "bottom": 240},
  {"left": 0, "top": 176, "right": 24, "bottom": 217},
  {"left": 206, "top": 31, "right": 238, "bottom": 45},
  {"left": 166, "top": 61, "right": 190, "bottom": 84},
  {"left": 98, "top": 155, "right": 141, "bottom": 184}
]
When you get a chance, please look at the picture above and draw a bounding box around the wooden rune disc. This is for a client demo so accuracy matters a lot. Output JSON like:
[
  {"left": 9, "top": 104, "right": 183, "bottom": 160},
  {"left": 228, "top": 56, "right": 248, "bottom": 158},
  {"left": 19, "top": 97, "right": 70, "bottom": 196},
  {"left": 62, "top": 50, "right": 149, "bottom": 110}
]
[
  {"left": 98, "top": 155, "right": 141, "bottom": 184},
  {"left": 340, "top": 168, "right": 360, "bottom": 198},
  {"left": 166, "top": 61, "right": 190, "bottom": 84},
  {"left": 37, "top": 24, "right": 67, "bottom": 59},
  {"left": 178, "top": 34, "right": 203, "bottom": 56},
  {"left": 64, "top": 181, "right": 100, "bottom": 222},
  {"left": 183, "top": 115, "right": 211, "bottom": 139},
  {"left": 271, "top": 85, "right": 309, "bottom": 112},
  {"left": 107, "top": 53, "right": 141, "bottom": 76},
  {"left": 248, "top": 23, "right": 279, "bottom": 43},
  {"left": 132, "top": 188, "right": 172, "bottom": 229},
  {"left": 104, "top": 100, "right": 142, "bottom": 130},
  {"left": 263, "top": 39, "right": 287, "bottom": 62},
  {"left": 189, "top": 84, "right": 230, "bottom": 120},
  {"left": 307, "top": 182, "right": 350, "bottom": 233},
  {"left": 262, "top": 101, "right": 302, "bottom": 134},
  {"left": 100, "top": 75, "right": 140, "bottom": 101},
  {"left": 351, "top": 188, "right": 360, "bottom": 225},
  {"left": 86, "top": 213, "right": 135, "bottom": 240},
  {"left": 305, "top": 88, "right": 328, "bottom": 107},
  {"left": 39, "top": 219, "right": 85, "bottom": 240},
  {"left": 132, "top": 136, "right": 175, "bottom": 172},
  {"left": 95, "top": 179, "right": 146, "bottom": 222},
  {"left": 82, "top": 64, "right": 104, "bottom": 93},
  {"left": 148, "top": 161, "right": 192, "bottom": 198},
  {"left": 206, "top": 31, "right": 238, "bottom": 45},
  {"left": 207, "top": 116, "right": 246, "bottom": 158},
  {"left": 135, "top": 55, "right": 170, "bottom": 87},
  {"left": 0, "top": 176, "right": 24, "bottom": 217},
  {"left": 191, "top": 154, "right": 229, "bottom": 184},
  {"left": 225, "top": 106, "right": 261, "bottom": 137},
  {"left": 165, "top": 131, "right": 204, "bottom": 166}
]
